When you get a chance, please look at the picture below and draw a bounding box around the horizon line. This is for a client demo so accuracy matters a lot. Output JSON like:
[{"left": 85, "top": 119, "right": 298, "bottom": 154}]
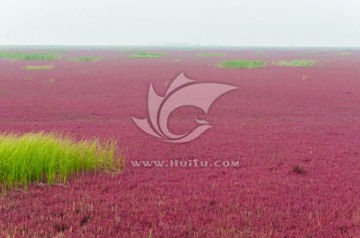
[{"left": 0, "top": 45, "right": 359, "bottom": 49}]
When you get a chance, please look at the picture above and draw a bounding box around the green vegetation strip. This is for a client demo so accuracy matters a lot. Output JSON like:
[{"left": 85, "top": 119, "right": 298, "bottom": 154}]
[
  {"left": 70, "top": 56, "right": 103, "bottom": 62},
  {"left": 0, "top": 51, "right": 60, "bottom": 61},
  {"left": 0, "top": 132, "right": 124, "bottom": 189},
  {"left": 197, "top": 53, "right": 225, "bottom": 57},
  {"left": 300, "top": 51, "right": 321, "bottom": 55},
  {"left": 218, "top": 60, "right": 267, "bottom": 69},
  {"left": 337, "top": 52, "right": 352, "bottom": 56},
  {"left": 22, "top": 65, "right": 54, "bottom": 70},
  {"left": 130, "top": 52, "right": 165, "bottom": 58},
  {"left": 274, "top": 60, "right": 317, "bottom": 67}
]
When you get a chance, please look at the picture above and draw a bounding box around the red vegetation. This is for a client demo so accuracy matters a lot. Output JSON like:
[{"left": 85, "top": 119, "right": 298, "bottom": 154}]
[{"left": 1, "top": 49, "right": 360, "bottom": 237}]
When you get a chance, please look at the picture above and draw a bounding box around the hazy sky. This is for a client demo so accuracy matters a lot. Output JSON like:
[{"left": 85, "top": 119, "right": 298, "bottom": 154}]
[{"left": 0, "top": 0, "right": 359, "bottom": 47}]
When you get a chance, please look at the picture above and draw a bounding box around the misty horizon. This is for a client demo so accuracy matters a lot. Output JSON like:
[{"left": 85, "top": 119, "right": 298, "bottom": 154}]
[{"left": 1, "top": 0, "right": 359, "bottom": 47}]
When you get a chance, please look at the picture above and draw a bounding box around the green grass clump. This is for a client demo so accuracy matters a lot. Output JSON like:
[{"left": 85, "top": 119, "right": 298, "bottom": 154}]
[
  {"left": 130, "top": 52, "right": 165, "bottom": 58},
  {"left": 218, "top": 60, "right": 267, "bottom": 69},
  {"left": 197, "top": 53, "right": 225, "bottom": 57},
  {"left": 70, "top": 56, "right": 103, "bottom": 62},
  {"left": 0, "top": 51, "right": 60, "bottom": 61},
  {"left": 22, "top": 65, "right": 55, "bottom": 70},
  {"left": 254, "top": 50, "right": 267, "bottom": 55},
  {"left": 0, "top": 132, "right": 123, "bottom": 189},
  {"left": 274, "top": 60, "right": 317, "bottom": 67},
  {"left": 300, "top": 51, "right": 321, "bottom": 55},
  {"left": 337, "top": 52, "right": 352, "bottom": 56}
]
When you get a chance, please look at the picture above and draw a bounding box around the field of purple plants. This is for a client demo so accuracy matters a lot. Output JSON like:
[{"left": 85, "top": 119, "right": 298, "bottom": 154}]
[{"left": 1, "top": 49, "right": 360, "bottom": 237}]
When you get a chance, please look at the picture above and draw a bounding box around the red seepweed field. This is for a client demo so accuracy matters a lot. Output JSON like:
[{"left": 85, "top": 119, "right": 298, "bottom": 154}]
[{"left": 1, "top": 48, "right": 360, "bottom": 237}]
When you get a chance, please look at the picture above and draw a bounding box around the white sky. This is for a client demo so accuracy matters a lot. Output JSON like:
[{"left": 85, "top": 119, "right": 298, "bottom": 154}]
[{"left": 0, "top": 0, "right": 359, "bottom": 47}]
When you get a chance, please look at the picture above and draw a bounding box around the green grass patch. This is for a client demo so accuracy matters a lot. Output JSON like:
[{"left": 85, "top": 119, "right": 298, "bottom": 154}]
[
  {"left": 273, "top": 60, "right": 317, "bottom": 67},
  {"left": 22, "top": 65, "right": 55, "bottom": 70},
  {"left": 44, "top": 78, "right": 56, "bottom": 84},
  {"left": 0, "top": 132, "right": 124, "bottom": 189},
  {"left": 197, "top": 53, "right": 225, "bottom": 57},
  {"left": 0, "top": 51, "right": 60, "bottom": 61},
  {"left": 130, "top": 52, "right": 165, "bottom": 58},
  {"left": 218, "top": 60, "right": 267, "bottom": 69},
  {"left": 254, "top": 50, "right": 267, "bottom": 55},
  {"left": 47, "top": 50, "right": 68, "bottom": 55},
  {"left": 70, "top": 56, "right": 103, "bottom": 62},
  {"left": 337, "top": 52, "right": 352, "bottom": 56},
  {"left": 300, "top": 51, "right": 321, "bottom": 55}
]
